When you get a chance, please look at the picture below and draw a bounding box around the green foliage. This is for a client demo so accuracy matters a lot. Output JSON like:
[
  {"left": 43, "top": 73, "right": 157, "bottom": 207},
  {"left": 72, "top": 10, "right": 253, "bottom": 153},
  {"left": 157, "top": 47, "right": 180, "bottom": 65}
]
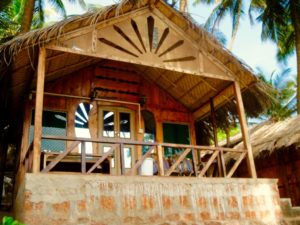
[
  {"left": 217, "top": 125, "right": 240, "bottom": 141},
  {"left": 248, "top": 0, "right": 297, "bottom": 62},
  {"left": 257, "top": 67, "right": 296, "bottom": 121},
  {"left": 1, "top": 216, "right": 24, "bottom": 225},
  {"left": 0, "top": 0, "right": 87, "bottom": 43},
  {"left": 194, "top": 0, "right": 244, "bottom": 48}
]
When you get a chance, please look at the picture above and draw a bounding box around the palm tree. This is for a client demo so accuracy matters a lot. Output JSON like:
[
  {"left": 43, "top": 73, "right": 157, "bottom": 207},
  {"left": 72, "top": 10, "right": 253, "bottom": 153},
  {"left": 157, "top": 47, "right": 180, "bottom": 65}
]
[
  {"left": 0, "top": 0, "right": 23, "bottom": 43},
  {"left": 257, "top": 67, "right": 296, "bottom": 121},
  {"left": 249, "top": 0, "right": 300, "bottom": 114},
  {"left": 19, "top": 0, "right": 86, "bottom": 33},
  {"left": 193, "top": 0, "right": 244, "bottom": 50}
]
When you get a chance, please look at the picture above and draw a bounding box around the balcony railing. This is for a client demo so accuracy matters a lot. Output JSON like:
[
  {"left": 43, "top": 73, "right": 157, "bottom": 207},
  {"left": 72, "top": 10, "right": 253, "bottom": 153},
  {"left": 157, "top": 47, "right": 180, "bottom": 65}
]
[{"left": 22, "top": 135, "right": 247, "bottom": 178}]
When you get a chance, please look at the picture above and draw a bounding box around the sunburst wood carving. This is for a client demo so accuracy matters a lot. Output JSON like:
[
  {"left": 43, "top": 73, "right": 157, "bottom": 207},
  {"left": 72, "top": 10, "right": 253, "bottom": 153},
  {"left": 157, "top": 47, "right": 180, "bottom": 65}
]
[{"left": 99, "top": 16, "right": 196, "bottom": 63}]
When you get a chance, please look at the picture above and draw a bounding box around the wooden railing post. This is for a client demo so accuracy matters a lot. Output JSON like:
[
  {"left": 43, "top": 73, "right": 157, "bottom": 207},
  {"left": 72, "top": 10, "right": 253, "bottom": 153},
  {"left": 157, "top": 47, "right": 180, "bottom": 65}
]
[
  {"left": 192, "top": 149, "right": 198, "bottom": 177},
  {"left": 157, "top": 145, "right": 164, "bottom": 176},
  {"left": 32, "top": 48, "right": 46, "bottom": 173},
  {"left": 120, "top": 144, "right": 125, "bottom": 175},
  {"left": 81, "top": 141, "right": 86, "bottom": 173},
  {"left": 233, "top": 82, "right": 257, "bottom": 178}
]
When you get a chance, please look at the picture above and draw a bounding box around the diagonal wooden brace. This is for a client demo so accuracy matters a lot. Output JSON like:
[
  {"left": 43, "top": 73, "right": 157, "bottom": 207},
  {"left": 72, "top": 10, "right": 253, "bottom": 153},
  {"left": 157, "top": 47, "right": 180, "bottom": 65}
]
[
  {"left": 128, "top": 146, "right": 155, "bottom": 176},
  {"left": 165, "top": 148, "right": 191, "bottom": 176},
  {"left": 87, "top": 144, "right": 118, "bottom": 174},
  {"left": 41, "top": 141, "right": 80, "bottom": 173},
  {"left": 226, "top": 152, "right": 247, "bottom": 178},
  {"left": 198, "top": 150, "right": 219, "bottom": 177}
]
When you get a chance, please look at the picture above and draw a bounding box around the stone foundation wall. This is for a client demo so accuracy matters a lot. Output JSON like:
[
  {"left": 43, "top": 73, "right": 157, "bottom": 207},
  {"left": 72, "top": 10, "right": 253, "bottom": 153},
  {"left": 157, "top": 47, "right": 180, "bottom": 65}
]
[{"left": 15, "top": 174, "right": 283, "bottom": 225}]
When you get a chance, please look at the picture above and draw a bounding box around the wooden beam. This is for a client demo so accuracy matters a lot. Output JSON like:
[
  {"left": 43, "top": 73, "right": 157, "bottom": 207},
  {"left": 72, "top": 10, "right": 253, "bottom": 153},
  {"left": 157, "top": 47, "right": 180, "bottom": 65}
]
[
  {"left": 32, "top": 48, "right": 46, "bottom": 173},
  {"left": 46, "top": 45, "right": 235, "bottom": 82},
  {"left": 42, "top": 134, "right": 246, "bottom": 152},
  {"left": 233, "top": 81, "right": 257, "bottom": 178}
]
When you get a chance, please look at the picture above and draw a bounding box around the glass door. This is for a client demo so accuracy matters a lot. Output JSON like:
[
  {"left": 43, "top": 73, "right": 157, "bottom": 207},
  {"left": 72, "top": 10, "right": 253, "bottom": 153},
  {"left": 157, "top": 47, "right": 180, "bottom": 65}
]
[{"left": 99, "top": 107, "right": 135, "bottom": 175}]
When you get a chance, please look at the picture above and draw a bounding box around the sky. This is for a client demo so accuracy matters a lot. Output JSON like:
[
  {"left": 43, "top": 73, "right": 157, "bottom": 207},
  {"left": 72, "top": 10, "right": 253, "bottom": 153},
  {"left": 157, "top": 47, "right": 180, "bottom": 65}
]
[{"left": 45, "top": 0, "right": 297, "bottom": 78}]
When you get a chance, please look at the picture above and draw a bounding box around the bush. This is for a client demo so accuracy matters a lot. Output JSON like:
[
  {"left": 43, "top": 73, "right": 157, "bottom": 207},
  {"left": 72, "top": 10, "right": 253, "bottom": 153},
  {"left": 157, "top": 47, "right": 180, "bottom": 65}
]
[{"left": 1, "top": 216, "right": 24, "bottom": 225}]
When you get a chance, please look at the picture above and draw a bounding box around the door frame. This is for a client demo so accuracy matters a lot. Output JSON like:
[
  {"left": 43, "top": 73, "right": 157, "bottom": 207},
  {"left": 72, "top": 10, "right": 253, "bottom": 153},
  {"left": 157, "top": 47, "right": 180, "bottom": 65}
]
[{"left": 98, "top": 106, "right": 136, "bottom": 174}]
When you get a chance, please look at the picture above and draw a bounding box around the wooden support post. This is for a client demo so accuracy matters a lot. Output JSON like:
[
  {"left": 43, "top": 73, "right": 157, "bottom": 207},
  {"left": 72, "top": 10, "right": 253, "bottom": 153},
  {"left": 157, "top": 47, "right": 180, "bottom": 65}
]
[
  {"left": 233, "top": 82, "right": 257, "bottom": 178},
  {"left": 210, "top": 98, "right": 226, "bottom": 177},
  {"left": 157, "top": 145, "right": 164, "bottom": 176},
  {"left": 81, "top": 141, "right": 86, "bottom": 173},
  {"left": 32, "top": 48, "right": 46, "bottom": 173},
  {"left": 20, "top": 102, "right": 31, "bottom": 165}
]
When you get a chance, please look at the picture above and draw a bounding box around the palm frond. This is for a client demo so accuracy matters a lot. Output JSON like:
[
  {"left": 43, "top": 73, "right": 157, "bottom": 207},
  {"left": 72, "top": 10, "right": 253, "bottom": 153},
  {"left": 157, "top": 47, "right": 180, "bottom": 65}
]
[
  {"left": 48, "top": 0, "right": 67, "bottom": 17},
  {"left": 204, "top": 3, "right": 228, "bottom": 32}
]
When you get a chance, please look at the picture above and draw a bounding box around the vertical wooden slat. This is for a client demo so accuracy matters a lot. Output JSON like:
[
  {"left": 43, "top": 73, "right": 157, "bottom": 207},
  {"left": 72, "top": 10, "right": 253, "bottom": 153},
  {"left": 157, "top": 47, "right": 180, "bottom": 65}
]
[
  {"left": 81, "top": 141, "right": 86, "bottom": 173},
  {"left": 120, "top": 143, "right": 125, "bottom": 175},
  {"left": 233, "top": 82, "right": 257, "bottom": 178},
  {"left": 192, "top": 149, "right": 198, "bottom": 177},
  {"left": 32, "top": 48, "right": 46, "bottom": 173},
  {"left": 157, "top": 145, "right": 164, "bottom": 176}
]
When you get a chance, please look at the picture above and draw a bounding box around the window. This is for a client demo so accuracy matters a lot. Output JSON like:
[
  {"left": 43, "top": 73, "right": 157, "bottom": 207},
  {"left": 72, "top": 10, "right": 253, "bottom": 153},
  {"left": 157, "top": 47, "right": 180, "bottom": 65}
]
[
  {"left": 75, "top": 103, "right": 93, "bottom": 154},
  {"left": 103, "top": 110, "right": 115, "bottom": 138},
  {"left": 163, "top": 123, "right": 190, "bottom": 157},
  {"left": 29, "top": 110, "right": 67, "bottom": 152}
]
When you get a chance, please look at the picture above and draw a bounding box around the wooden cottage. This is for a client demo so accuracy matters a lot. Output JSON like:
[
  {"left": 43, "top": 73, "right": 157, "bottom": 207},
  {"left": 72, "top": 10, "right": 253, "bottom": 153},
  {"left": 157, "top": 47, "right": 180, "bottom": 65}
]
[
  {"left": 226, "top": 116, "right": 300, "bottom": 206},
  {"left": 0, "top": 1, "right": 284, "bottom": 224}
]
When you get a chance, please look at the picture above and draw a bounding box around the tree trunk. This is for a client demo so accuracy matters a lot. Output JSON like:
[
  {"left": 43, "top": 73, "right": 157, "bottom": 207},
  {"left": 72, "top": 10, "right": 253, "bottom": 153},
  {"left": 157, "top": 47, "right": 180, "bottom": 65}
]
[
  {"left": 179, "top": 0, "right": 187, "bottom": 12},
  {"left": 19, "top": 0, "right": 35, "bottom": 33},
  {"left": 228, "top": 8, "right": 241, "bottom": 50},
  {"left": 291, "top": 0, "right": 300, "bottom": 114}
]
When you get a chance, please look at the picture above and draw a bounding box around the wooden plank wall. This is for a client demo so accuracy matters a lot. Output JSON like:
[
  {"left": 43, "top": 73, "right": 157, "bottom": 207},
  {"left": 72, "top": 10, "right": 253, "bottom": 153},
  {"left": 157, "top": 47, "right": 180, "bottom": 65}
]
[{"left": 22, "top": 61, "right": 194, "bottom": 157}]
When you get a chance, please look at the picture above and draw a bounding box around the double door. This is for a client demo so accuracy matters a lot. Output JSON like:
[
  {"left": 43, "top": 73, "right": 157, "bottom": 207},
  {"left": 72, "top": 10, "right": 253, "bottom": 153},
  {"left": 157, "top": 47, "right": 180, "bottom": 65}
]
[{"left": 99, "top": 107, "right": 135, "bottom": 174}]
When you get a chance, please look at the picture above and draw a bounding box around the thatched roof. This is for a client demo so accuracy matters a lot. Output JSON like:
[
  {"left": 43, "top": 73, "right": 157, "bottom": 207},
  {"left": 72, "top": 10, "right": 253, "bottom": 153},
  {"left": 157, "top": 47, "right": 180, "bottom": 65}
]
[
  {"left": 0, "top": 0, "right": 272, "bottom": 132},
  {"left": 225, "top": 116, "right": 300, "bottom": 161}
]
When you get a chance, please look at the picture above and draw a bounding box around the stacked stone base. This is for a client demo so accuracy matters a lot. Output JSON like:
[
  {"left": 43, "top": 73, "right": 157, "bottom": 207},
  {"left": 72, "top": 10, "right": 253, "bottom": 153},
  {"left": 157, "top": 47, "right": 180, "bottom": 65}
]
[{"left": 15, "top": 174, "right": 283, "bottom": 225}]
